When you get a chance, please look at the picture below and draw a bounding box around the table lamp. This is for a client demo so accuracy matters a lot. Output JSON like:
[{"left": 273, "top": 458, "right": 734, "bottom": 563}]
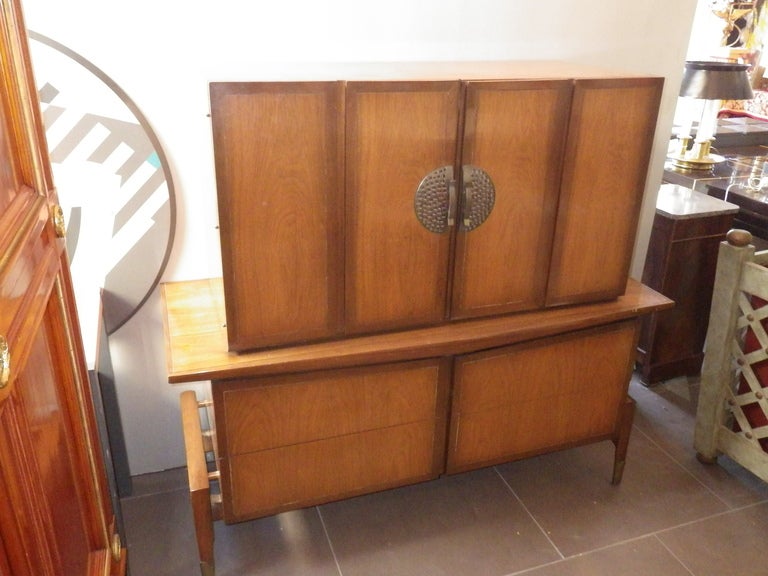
[{"left": 668, "top": 60, "right": 754, "bottom": 171}]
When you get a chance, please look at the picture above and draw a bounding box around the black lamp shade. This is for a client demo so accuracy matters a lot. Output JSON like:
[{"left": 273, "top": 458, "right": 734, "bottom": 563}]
[{"left": 679, "top": 60, "right": 754, "bottom": 100}]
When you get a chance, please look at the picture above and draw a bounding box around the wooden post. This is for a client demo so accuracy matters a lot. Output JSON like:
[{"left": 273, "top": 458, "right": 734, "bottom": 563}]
[
  {"left": 695, "top": 229, "right": 754, "bottom": 463},
  {"left": 181, "top": 390, "right": 217, "bottom": 576}
]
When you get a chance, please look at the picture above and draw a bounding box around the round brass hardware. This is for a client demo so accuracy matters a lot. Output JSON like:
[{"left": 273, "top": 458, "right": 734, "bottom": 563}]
[
  {"left": 0, "top": 336, "right": 9, "bottom": 389},
  {"left": 52, "top": 204, "right": 66, "bottom": 238},
  {"left": 111, "top": 533, "right": 122, "bottom": 562},
  {"left": 415, "top": 165, "right": 454, "bottom": 234},
  {"left": 460, "top": 165, "right": 496, "bottom": 231}
]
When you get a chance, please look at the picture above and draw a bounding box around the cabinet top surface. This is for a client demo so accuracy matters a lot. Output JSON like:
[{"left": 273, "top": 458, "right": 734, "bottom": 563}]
[
  {"left": 655, "top": 183, "right": 739, "bottom": 219},
  {"left": 208, "top": 60, "right": 660, "bottom": 82},
  {"left": 160, "top": 278, "right": 672, "bottom": 385}
]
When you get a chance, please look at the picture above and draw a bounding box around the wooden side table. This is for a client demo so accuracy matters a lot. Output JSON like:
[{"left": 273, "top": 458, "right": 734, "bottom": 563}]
[{"left": 636, "top": 184, "right": 739, "bottom": 384}]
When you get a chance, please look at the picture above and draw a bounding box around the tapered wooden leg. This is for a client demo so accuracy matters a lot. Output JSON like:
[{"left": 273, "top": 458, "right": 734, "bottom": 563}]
[
  {"left": 200, "top": 560, "right": 215, "bottom": 576},
  {"left": 181, "top": 391, "right": 218, "bottom": 576},
  {"left": 191, "top": 487, "right": 216, "bottom": 576},
  {"left": 611, "top": 396, "right": 636, "bottom": 485}
]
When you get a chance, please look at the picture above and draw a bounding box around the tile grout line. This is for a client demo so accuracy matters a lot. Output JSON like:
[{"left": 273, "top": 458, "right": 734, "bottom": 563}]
[
  {"left": 492, "top": 466, "right": 565, "bottom": 561},
  {"left": 631, "top": 379, "right": 768, "bottom": 508},
  {"left": 630, "top": 422, "right": 735, "bottom": 508},
  {"left": 315, "top": 505, "right": 345, "bottom": 576},
  {"left": 500, "top": 532, "right": 663, "bottom": 576},
  {"left": 652, "top": 498, "right": 768, "bottom": 537},
  {"left": 652, "top": 534, "right": 698, "bottom": 576},
  {"left": 502, "top": 484, "right": 768, "bottom": 575},
  {"left": 120, "top": 485, "right": 190, "bottom": 502},
  {"left": 631, "top": 421, "right": 768, "bottom": 531},
  {"left": 502, "top": 532, "right": 696, "bottom": 576}
]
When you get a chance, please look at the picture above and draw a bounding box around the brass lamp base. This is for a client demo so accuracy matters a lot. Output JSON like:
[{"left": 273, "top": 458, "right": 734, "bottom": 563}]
[
  {"left": 667, "top": 137, "right": 725, "bottom": 172},
  {"left": 667, "top": 152, "right": 725, "bottom": 171}
]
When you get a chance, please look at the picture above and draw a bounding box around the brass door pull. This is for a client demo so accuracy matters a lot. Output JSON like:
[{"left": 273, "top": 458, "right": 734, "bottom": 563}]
[
  {"left": 0, "top": 336, "right": 9, "bottom": 389},
  {"left": 415, "top": 165, "right": 495, "bottom": 233},
  {"left": 447, "top": 179, "right": 457, "bottom": 227},
  {"left": 415, "top": 165, "right": 455, "bottom": 233},
  {"left": 461, "top": 165, "right": 495, "bottom": 231},
  {"left": 52, "top": 204, "right": 66, "bottom": 238}
]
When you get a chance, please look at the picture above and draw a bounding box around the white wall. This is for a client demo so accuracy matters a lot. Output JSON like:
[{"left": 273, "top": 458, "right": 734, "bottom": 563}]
[{"left": 23, "top": 0, "right": 699, "bottom": 475}]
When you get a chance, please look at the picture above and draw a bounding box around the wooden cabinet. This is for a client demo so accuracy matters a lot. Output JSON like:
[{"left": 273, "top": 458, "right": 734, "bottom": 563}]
[
  {"left": 636, "top": 184, "right": 739, "bottom": 384},
  {"left": 163, "top": 278, "right": 672, "bottom": 568},
  {"left": 209, "top": 321, "right": 639, "bottom": 524},
  {"left": 0, "top": 1, "right": 125, "bottom": 574},
  {"left": 175, "top": 62, "right": 666, "bottom": 574},
  {"left": 210, "top": 67, "right": 663, "bottom": 352}
]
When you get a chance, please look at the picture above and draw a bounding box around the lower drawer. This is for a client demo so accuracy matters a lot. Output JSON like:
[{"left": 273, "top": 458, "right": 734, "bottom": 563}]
[
  {"left": 447, "top": 320, "right": 638, "bottom": 473},
  {"left": 228, "top": 421, "right": 438, "bottom": 521},
  {"left": 214, "top": 358, "right": 449, "bottom": 522}
]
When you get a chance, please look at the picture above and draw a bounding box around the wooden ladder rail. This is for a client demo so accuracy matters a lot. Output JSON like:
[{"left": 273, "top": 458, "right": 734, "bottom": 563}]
[{"left": 181, "top": 390, "right": 222, "bottom": 576}]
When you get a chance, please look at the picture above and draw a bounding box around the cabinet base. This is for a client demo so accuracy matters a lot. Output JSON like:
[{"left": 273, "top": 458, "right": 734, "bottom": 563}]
[{"left": 636, "top": 353, "right": 703, "bottom": 385}]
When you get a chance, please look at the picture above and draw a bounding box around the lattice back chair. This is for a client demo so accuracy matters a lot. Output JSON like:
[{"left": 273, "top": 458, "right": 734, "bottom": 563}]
[{"left": 695, "top": 229, "right": 768, "bottom": 482}]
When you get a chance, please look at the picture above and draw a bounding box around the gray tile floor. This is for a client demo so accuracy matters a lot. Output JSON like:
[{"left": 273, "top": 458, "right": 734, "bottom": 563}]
[{"left": 120, "top": 374, "right": 768, "bottom": 576}]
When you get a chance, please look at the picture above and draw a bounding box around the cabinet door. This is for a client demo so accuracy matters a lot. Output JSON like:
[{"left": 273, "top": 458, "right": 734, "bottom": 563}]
[
  {"left": 0, "top": 1, "right": 124, "bottom": 573},
  {"left": 452, "top": 80, "right": 572, "bottom": 319},
  {"left": 345, "top": 81, "right": 459, "bottom": 334},
  {"left": 210, "top": 82, "right": 345, "bottom": 351},
  {"left": 447, "top": 320, "right": 638, "bottom": 473},
  {"left": 546, "top": 77, "right": 663, "bottom": 306},
  {"left": 0, "top": 288, "right": 117, "bottom": 576},
  {"left": 214, "top": 359, "right": 450, "bottom": 522}
]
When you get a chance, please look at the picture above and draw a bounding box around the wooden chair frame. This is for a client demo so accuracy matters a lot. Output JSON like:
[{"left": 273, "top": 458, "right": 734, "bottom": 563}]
[{"left": 695, "top": 229, "right": 768, "bottom": 482}]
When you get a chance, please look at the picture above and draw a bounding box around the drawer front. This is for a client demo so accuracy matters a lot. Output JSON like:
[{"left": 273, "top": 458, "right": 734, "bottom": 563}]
[
  {"left": 447, "top": 320, "right": 638, "bottom": 473},
  {"left": 228, "top": 422, "right": 436, "bottom": 521},
  {"left": 668, "top": 212, "right": 734, "bottom": 242},
  {"left": 214, "top": 359, "right": 449, "bottom": 522}
]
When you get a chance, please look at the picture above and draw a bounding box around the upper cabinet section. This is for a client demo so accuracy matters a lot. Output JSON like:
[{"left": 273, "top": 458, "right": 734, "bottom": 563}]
[{"left": 210, "top": 65, "right": 663, "bottom": 353}]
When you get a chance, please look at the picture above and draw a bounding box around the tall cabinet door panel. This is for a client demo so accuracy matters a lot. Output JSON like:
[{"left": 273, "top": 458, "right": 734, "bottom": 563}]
[
  {"left": 546, "top": 77, "right": 663, "bottom": 306},
  {"left": 210, "top": 82, "right": 345, "bottom": 352},
  {"left": 0, "top": 1, "right": 124, "bottom": 572},
  {"left": 1, "top": 292, "right": 106, "bottom": 576},
  {"left": 345, "top": 81, "right": 459, "bottom": 334},
  {"left": 452, "top": 80, "right": 572, "bottom": 319}
]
